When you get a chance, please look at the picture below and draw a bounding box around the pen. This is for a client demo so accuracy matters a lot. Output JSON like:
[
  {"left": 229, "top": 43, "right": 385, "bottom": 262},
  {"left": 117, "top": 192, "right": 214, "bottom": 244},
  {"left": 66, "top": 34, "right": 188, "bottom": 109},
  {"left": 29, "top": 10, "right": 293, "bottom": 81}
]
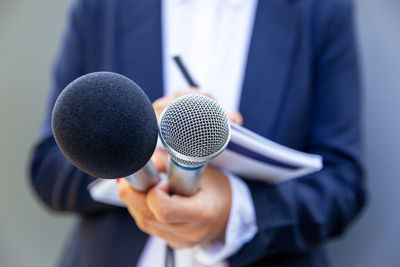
[{"left": 172, "top": 55, "right": 199, "bottom": 88}]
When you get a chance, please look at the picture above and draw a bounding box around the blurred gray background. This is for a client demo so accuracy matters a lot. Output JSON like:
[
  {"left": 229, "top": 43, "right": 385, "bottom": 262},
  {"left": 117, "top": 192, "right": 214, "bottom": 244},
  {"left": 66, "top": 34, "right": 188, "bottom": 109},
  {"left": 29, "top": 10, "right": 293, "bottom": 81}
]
[{"left": 0, "top": 0, "right": 399, "bottom": 266}]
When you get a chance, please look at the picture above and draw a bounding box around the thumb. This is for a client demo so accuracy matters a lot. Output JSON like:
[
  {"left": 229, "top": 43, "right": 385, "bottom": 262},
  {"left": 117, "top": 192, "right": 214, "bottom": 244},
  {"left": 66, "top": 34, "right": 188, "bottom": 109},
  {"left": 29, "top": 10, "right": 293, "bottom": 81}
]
[{"left": 226, "top": 110, "right": 243, "bottom": 125}]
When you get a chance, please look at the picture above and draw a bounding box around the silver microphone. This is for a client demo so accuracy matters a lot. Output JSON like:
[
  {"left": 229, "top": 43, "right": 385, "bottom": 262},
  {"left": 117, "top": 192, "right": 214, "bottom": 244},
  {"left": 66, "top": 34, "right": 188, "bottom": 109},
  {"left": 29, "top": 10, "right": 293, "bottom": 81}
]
[
  {"left": 159, "top": 94, "right": 231, "bottom": 196},
  {"left": 125, "top": 163, "right": 160, "bottom": 192}
]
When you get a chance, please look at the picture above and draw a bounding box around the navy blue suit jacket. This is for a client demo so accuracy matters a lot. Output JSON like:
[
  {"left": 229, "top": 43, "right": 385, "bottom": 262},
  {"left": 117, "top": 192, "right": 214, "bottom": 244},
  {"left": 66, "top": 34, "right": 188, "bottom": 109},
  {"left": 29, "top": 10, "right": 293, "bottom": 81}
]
[{"left": 30, "top": 0, "right": 366, "bottom": 266}]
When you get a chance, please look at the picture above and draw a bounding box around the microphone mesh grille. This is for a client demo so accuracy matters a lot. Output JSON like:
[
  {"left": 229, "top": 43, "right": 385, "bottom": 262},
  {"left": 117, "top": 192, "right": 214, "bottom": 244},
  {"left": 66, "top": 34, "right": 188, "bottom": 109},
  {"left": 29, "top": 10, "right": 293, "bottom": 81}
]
[{"left": 160, "top": 94, "right": 230, "bottom": 160}]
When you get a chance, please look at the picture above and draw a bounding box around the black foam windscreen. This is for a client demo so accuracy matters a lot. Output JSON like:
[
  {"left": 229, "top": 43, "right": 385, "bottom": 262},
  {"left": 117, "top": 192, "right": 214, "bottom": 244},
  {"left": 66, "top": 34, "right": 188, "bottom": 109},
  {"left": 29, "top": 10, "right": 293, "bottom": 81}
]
[{"left": 51, "top": 72, "right": 158, "bottom": 179}]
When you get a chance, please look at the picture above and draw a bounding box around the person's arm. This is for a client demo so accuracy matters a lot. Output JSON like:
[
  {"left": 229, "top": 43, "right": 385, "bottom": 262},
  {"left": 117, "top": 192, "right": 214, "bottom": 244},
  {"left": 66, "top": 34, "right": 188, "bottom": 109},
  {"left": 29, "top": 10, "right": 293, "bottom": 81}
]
[
  {"left": 29, "top": 0, "right": 114, "bottom": 215},
  {"left": 228, "top": 1, "right": 366, "bottom": 265}
]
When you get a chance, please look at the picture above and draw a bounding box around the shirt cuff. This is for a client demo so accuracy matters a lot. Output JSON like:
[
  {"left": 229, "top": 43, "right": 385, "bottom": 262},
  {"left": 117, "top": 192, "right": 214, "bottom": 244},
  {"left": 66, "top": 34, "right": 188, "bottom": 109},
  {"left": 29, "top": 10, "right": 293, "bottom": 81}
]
[{"left": 194, "top": 172, "right": 258, "bottom": 265}]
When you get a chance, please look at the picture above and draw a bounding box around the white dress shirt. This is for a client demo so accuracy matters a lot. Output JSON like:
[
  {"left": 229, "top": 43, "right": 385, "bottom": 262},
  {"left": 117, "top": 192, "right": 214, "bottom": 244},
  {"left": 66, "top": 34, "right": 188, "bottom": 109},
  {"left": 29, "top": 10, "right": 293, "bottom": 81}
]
[{"left": 138, "top": 0, "right": 258, "bottom": 266}]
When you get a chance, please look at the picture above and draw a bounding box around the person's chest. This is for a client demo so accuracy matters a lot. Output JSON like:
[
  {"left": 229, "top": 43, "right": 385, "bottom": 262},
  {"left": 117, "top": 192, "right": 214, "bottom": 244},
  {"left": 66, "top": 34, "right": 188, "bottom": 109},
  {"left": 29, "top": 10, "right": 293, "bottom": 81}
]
[{"left": 84, "top": 0, "right": 315, "bottom": 150}]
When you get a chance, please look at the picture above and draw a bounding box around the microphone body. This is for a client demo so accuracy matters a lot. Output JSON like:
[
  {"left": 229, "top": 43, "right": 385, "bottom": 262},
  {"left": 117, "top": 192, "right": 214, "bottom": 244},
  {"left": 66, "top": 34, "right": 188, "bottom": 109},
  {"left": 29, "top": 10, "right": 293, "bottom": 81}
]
[
  {"left": 159, "top": 94, "right": 231, "bottom": 196},
  {"left": 168, "top": 161, "right": 206, "bottom": 196},
  {"left": 126, "top": 163, "right": 160, "bottom": 192}
]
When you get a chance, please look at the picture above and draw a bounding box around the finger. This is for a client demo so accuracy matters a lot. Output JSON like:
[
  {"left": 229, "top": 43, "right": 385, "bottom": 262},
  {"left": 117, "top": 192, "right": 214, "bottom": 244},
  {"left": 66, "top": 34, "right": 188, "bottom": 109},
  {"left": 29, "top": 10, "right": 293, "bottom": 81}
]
[
  {"left": 153, "top": 90, "right": 216, "bottom": 123},
  {"left": 153, "top": 90, "right": 215, "bottom": 115},
  {"left": 146, "top": 181, "right": 172, "bottom": 223},
  {"left": 118, "top": 180, "right": 201, "bottom": 241},
  {"left": 153, "top": 96, "right": 174, "bottom": 122},
  {"left": 147, "top": 181, "right": 206, "bottom": 223},
  {"left": 151, "top": 149, "right": 169, "bottom": 173},
  {"left": 125, "top": 202, "right": 195, "bottom": 245},
  {"left": 117, "top": 179, "right": 149, "bottom": 216},
  {"left": 142, "top": 221, "right": 196, "bottom": 247},
  {"left": 136, "top": 212, "right": 195, "bottom": 238},
  {"left": 226, "top": 110, "right": 243, "bottom": 125},
  {"left": 171, "top": 89, "right": 214, "bottom": 100},
  {"left": 118, "top": 179, "right": 165, "bottom": 234}
]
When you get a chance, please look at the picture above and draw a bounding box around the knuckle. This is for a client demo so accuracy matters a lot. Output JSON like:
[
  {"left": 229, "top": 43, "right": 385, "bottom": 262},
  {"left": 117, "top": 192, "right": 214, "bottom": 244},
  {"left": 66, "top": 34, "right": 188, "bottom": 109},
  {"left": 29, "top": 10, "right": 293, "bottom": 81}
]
[
  {"left": 135, "top": 209, "right": 153, "bottom": 231},
  {"left": 135, "top": 216, "right": 150, "bottom": 232},
  {"left": 153, "top": 100, "right": 166, "bottom": 114},
  {"left": 187, "top": 232, "right": 201, "bottom": 243},
  {"left": 171, "top": 92, "right": 179, "bottom": 99},
  {"left": 153, "top": 97, "right": 164, "bottom": 106},
  {"left": 117, "top": 185, "right": 128, "bottom": 200},
  {"left": 149, "top": 198, "right": 172, "bottom": 222},
  {"left": 156, "top": 207, "right": 172, "bottom": 222},
  {"left": 189, "top": 228, "right": 209, "bottom": 243},
  {"left": 135, "top": 217, "right": 145, "bottom": 230},
  {"left": 138, "top": 208, "right": 153, "bottom": 221}
]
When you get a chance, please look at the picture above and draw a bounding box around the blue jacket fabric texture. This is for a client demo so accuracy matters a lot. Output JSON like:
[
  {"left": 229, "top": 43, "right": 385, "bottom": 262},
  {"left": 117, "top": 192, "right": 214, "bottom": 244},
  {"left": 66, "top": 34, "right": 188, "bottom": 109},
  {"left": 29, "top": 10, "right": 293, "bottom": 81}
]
[{"left": 30, "top": 0, "right": 366, "bottom": 266}]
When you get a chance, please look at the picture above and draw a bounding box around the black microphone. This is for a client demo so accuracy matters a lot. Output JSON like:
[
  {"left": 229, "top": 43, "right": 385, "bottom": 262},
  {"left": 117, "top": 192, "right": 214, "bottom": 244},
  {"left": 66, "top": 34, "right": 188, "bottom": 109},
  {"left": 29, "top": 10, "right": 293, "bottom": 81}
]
[
  {"left": 159, "top": 94, "right": 231, "bottom": 196},
  {"left": 51, "top": 71, "right": 160, "bottom": 192}
]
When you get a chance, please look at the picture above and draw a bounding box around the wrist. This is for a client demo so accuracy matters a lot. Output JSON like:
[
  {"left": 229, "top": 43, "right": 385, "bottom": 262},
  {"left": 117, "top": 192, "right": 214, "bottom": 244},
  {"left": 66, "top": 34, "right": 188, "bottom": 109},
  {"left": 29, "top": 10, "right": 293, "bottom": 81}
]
[
  {"left": 201, "top": 167, "right": 232, "bottom": 242},
  {"left": 195, "top": 172, "right": 257, "bottom": 265}
]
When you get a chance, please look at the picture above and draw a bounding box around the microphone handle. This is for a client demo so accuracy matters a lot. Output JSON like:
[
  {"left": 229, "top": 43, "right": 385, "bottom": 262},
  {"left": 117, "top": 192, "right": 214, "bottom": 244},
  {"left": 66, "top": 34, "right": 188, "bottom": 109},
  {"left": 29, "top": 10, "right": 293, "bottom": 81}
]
[
  {"left": 166, "top": 160, "right": 206, "bottom": 267},
  {"left": 125, "top": 162, "right": 161, "bottom": 192},
  {"left": 168, "top": 160, "right": 206, "bottom": 196}
]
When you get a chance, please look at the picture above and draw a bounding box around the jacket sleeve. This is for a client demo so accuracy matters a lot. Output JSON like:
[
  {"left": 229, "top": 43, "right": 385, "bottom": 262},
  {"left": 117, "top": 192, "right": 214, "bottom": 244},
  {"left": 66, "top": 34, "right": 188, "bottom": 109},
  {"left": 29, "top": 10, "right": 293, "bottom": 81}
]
[
  {"left": 29, "top": 0, "right": 116, "bottom": 215},
  {"left": 229, "top": 0, "right": 366, "bottom": 265}
]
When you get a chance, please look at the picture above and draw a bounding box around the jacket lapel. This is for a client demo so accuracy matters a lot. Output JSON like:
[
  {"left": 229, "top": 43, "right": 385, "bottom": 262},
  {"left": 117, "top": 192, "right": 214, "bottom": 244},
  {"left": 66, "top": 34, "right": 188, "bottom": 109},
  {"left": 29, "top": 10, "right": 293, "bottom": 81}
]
[
  {"left": 240, "top": 0, "right": 300, "bottom": 139},
  {"left": 119, "top": 0, "right": 164, "bottom": 103}
]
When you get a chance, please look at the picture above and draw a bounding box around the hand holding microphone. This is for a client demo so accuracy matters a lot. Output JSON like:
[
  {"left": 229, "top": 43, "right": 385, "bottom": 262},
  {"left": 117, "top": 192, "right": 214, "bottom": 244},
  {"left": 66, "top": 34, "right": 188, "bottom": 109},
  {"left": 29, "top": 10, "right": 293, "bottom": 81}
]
[
  {"left": 118, "top": 163, "right": 232, "bottom": 249},
  {"left": 118, "top": 91, "right": 243, "bottom": 249}
]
